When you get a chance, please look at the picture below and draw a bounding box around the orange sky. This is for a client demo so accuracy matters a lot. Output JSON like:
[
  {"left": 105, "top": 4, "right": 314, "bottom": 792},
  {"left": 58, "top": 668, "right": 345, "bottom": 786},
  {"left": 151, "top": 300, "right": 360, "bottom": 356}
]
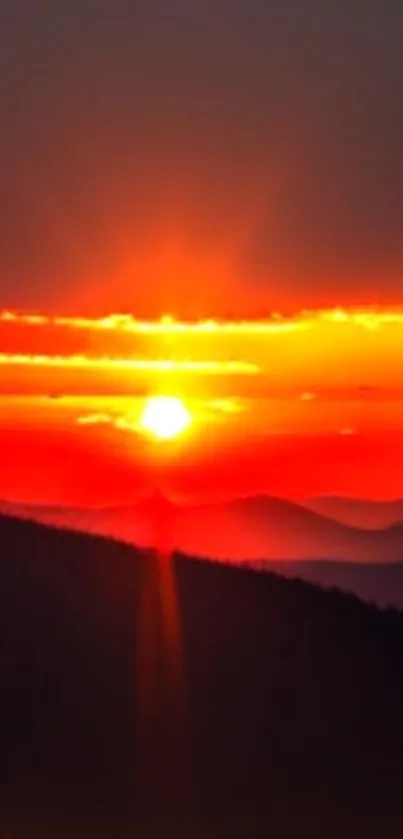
[{"left": 1, "top": 308, "right": 403, "bottom": 505}]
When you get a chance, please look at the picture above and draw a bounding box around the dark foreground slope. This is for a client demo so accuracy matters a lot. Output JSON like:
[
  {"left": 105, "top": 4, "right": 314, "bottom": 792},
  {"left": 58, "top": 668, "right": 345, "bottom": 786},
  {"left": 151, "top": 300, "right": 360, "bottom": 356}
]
[
  {"left": 263, "top": 559, "right": 403, "bottom": 608},
  {"left": 1, "top": 515, "right": 403, "bottom": 838}
]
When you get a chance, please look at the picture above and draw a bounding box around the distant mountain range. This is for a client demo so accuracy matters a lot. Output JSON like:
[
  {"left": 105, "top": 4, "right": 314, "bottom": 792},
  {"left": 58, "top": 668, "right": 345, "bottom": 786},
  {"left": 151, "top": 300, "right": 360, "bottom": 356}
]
[
  {"left": 303, "top": 495, "right": 403, "bottom": 529},
  {"left": 0, "top": 513, "right": 403, "bottom": 837},
  {"left": 3, "top": 493, "right": 403, "bottom": 566}
]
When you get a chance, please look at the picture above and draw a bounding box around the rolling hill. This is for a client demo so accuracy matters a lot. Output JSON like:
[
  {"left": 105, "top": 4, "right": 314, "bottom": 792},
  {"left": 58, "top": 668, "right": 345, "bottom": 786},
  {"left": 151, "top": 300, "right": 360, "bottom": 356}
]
[
  {"left": 0, "top": 513, "right": 403, "bottom": 837},
  {"left": 172, "top": 494, "right": 403, "bottom": 562}
]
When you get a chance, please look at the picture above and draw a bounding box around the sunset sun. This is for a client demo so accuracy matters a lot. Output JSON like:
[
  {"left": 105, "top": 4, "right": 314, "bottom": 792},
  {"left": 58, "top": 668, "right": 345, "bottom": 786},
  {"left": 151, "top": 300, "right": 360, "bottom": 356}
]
[{"left": 139, "top": 395, "right": 192, "bottom": 440}]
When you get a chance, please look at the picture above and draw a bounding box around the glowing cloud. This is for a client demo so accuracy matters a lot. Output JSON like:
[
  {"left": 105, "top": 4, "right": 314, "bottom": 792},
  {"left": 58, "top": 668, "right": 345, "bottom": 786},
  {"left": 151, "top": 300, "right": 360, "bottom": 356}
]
[
  {"left": 3, "top": 307, "right": 403, "bottom": 334},
  {"left": 0, "top": 353, "right": 259, "bottom": 375},
  {"left": 2, "top": 307, "right": 403, "bottom": 398}
]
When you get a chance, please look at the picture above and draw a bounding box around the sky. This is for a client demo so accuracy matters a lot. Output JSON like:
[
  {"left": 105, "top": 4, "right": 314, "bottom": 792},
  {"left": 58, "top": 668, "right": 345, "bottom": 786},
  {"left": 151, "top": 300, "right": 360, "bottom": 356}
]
[
  {"left": 1, "top": 310, "right": 403, "bottom": 505},
  {"left": 1, "top": 3, "right": 403, "bottom": 506},
  {"left": 0, "top": 0, "right": 403, "bottom": 316}
]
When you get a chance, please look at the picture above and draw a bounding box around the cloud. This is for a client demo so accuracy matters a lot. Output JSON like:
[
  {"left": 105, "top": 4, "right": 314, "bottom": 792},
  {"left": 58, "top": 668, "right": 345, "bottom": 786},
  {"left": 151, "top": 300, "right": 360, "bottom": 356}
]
[
  {"left": 76, "top": 413, "right": 111, "bottom": 426},
  {"left": 2, "top": 308, "right": 403, "bottom": 397}
]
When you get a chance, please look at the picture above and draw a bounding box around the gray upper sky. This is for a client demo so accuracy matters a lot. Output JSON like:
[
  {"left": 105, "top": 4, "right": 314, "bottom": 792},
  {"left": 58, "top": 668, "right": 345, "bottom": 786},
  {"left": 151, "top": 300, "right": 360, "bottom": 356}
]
[{"left": 1, "top": 0, "right": 403, "bottom": 315}]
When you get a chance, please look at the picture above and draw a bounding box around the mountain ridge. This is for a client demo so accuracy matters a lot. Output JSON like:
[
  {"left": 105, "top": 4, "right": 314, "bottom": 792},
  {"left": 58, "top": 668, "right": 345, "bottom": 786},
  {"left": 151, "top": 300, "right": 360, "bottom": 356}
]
[
  {"left": 4, "top": 492, "right": 403, "bottom": 563},
  {"left": 303, "top": 494, "right": 403, "bottom": 529}
]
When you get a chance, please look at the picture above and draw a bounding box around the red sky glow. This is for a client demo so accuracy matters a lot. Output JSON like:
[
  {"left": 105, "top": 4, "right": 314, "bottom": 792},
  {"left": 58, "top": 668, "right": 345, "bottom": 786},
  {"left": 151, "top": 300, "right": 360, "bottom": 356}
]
[{"left": 1, "top": 307, "right": 403, "bottom": 505}]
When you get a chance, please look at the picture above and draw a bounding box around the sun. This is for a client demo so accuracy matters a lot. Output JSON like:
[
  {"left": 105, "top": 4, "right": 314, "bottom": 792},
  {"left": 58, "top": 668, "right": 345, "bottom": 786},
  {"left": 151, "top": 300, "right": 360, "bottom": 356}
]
[{"left": 139, "top": 396, "right": 192, "bottom": 440}]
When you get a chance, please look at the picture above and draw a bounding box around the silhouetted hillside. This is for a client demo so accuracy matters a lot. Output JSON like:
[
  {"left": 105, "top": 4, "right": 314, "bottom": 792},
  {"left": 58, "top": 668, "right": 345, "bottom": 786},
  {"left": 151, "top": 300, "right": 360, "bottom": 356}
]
[
  {"left": 263, "top": 559, "right": 403, "bottom": 609},
  {"left": 0, "top": 514, "right": 403, "bottom": 837}
]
